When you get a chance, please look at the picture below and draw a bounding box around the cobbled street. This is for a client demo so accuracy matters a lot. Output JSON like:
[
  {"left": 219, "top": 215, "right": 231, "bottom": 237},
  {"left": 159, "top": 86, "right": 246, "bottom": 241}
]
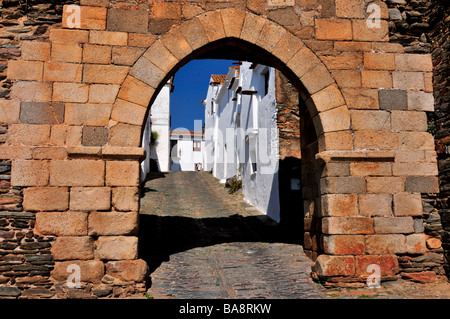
[
  {"left": 139, "top": 171, "right": 450, "bottom": 300},
  {"left": 139, "top": 171, "right": 327, "bottom": 299}
]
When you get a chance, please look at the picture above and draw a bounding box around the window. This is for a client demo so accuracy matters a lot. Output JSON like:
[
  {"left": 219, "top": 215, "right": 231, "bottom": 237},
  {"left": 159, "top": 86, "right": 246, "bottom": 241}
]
[
  {"left": 193, "top": 141, "right": 201, "bottom": 152},
  {"left": 264, "top": 70, "right": 269, "bottom": 96}
]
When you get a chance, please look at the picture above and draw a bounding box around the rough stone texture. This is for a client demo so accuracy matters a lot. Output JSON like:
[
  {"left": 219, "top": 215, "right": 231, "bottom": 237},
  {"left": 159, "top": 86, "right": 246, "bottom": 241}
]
[{"left": 0, "top": 0, "right": 444, "bottom": 297}]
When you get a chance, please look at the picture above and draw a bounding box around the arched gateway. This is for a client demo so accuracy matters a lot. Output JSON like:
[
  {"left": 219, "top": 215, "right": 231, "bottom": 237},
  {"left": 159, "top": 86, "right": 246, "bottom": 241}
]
[{"left": 1, "top": 0, "right": 438, "bottom": 297}]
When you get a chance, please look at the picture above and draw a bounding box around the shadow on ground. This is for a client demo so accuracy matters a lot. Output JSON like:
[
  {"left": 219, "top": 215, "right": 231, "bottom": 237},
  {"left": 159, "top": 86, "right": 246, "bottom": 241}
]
[{"left": 138, "top": 213, "right": 304, "bottom": 275}]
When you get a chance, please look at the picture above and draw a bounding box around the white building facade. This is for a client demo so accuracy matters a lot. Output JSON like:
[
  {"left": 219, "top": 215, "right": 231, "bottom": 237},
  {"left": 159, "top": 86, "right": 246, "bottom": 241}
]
[
  {"left": 203, "top": 62, "right": 281, "bottom": 222},
  {"left": 141, "top": 79, "right": 173, "bottom": 181},
  {"left": 170, "top": 130, "right": 205, "bottom": 172}
]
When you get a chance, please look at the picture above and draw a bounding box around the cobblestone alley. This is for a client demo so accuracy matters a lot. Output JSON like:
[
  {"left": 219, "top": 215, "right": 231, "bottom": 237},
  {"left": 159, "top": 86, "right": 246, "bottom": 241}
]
[
  {"left": 138, "top": 171, "right": 327, "bottom": 299},
  {"left": 138, "top": 171, "right": 450, "bottom": 300}
]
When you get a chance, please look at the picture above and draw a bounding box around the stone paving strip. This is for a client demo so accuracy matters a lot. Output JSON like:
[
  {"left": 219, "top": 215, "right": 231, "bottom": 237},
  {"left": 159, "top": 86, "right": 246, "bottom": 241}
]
[{"left": 139, "top": 171, "right": 450, "bottom": 299}]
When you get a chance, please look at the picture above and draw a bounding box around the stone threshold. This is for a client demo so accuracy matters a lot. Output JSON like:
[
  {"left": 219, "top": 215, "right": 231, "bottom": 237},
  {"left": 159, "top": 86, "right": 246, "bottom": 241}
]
[
  {"left": 67, "top": 146, "right": 146, "bottom": 160},
  {"left": 316, "top": 150, "right": 396, "bottom": 163}
]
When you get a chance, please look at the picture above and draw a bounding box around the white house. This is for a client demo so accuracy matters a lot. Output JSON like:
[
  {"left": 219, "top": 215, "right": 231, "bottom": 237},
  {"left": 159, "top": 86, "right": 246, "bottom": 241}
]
[
  {"left": 203, "top": 62, "right": 281, "bottom": 222},
  {"left": 141, "top": 78, "right": 174, "bottom": 181},
  {"left": 170, "top": 130, "right": 205, "bottom": 171}
]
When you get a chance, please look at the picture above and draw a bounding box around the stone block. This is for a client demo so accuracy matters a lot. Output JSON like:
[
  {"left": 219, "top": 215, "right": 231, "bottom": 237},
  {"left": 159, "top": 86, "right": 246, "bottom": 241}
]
[
  {"left": 393, "top": 162, "right": 438, "bottom": 176},
  {"left": 129, "top": 57, "right": 165, "bottom": 89},
  {"left": 407, "top": 91, "right": 434, "bottom": 112},
  {"left": 0, "top": 146, "right": 32, "bottom": 160},
  {"left": 301, "top": 63, "right": 334, "bottom": 94},
  {"left": 322, "top": 235, "right": 365, "bottom": 255},
  {"left": 313, "top": 255, "right": 355, "bottom": 277},
  {"left": 83, "top": 64, "right": 129, "bottom": 84},
  {"left": 287, "top": 46, "right": 320, "bottom": 79},
  {"left": 393, "top": 193, "right": 423, "bottom": 216},
  {"left": 8, "top": 124, "right": 50, "bottom": 145},
  {"left": 107, "top": 8, "right": 148, "bottom": 33},
  {"left": 148, "top": 18, "right": 176, "bottom": 36},
  {"left": 112, "top": 46, "right": 145, "bottom": 67},
  {"left": 352, "top": 20, "right": 389, "bottom": 42},
  {"left": 88, "top": 211, "right": 138, "bottom": 236},
  {"left": 111, "top": 99, "right": 147, "bottom": 126},
  {"left": 65, "top": 103, "right": 112, "bottom": 126},
  {"left": 49, "top": 29, "right": 89, "bottom": 43},
  {"left": 89, "top": 30, "right": 128, "bottom": 46},
  {"left": 112, "top": 187, "right": 139, "bottom": 211},
  {"left": 70, "top": 187, "right": 111, "bottom": 211},
  {"left": 350, "top": 162, "right": 392, "bottom": 177},
  {"left": 322, "top": 217, "right": 374, "bottom": 235},
  {"left": 355, "top": 255, "right": 399, "bottom": 278},
  {"left": 313, "top": 105, "right": 350, "bottom": 134},
  {"left": 350, "top": 110, "right": 390, "bottom": 131},
  {"left": 11, "top": 160, "right": 49, "bottom": 187},
  {"left": 393, "top": 71, "right": 424, "bottom": 90},
  {"left": 20, "top": 102, "right": 65, "bottom": 125},
  {"left": 378, "top": 89, "right": 407, "bottom": 110},
  {"left": 178, "top": 18, "right": 208, "bottom": 51},
  {"left": 354, "top": 130, "right": 398, "bottom": 150},
  {"left": 62, "top": 5, "right": 107, "bottom": 30},
  {"left": 50, "top": 125, "right": 82, "bottom": 147},
  {"left": 342, "top": 88, "right": 379, "bottom": 110},
  {"left": 53, "top": 82, "right": 89, "bottom": 103},
  {"left": 365, "top": 234, "right": 406, "bottom": 254},
  {"left": 395, "top": 54, "right": 433, "bottom": 72},
  {"left": 404, "top": 176, "right": 439, "bottom": 194},
  {"left": 198, "top": 11, "right": 226, "bottom": 43},
  {"left": 109, "top": 123, "right": 141, "bottom": 147},
  {"left": 310, "top": 84, "right": 345, "bottom": 115},
  {"left": 321, "top": 162, "right": 350, "bottom": 177},
  {"left": 21, "top": 41, "right": 50, "bottom": 61},
  {"left": 321, "top": 52, "right": 363, "bottom": 70},
  {"left": 51, "top": 43, "right": 82, "bottom": 63},
  {"left": 32, "top": 147, "right": 67, "bottom": 160},
  {"left": 391, "top": 111, "right": 427, "bottom": 132},
  {"left": 7, "top": 61, "right": 43, "bottom": 81},
  {"left": 366, "top": 177, "right": 404, "bottom": 193},
  {"left": 82, "top": 126, "right": 109, "bottom": 147},
  {"left": 52, "top": 260, "right": 104, "bottom": 283},
  {"left": 50, "top": 160, "right": 105, "bottom": 186},
  {"left": 143, "top": 40, "right": 178, "bottom": 73},
  {"left": 161, "top": 28, "right": 193, "bottom": 61},
  {"left": 89, "top": 84, "right": 120, "bottom": 104},
  {"left": 361, "top": 70, "right": 392, "bottom": 88},
  {"left": 105, "top": 161, "right": 139, "bottom": 186},
  {"left": 364, "top": 52, "right": 395, "bottom": 70},
  {"left": 118, "top": 76, "right": 154, "bottom": 107},
  {"left": 320, "top": 177, "right": 366, "bottom": 194},
  {"left": 398, "top": 132, "right": 435, "bottom": 151},
  {"left": 152, "top": 2, "right": 181, "bottom": 19},
  {"left": 105, "top": 259, "right": 148, "bottom": 282},
  {"left": 272, "top": 31, "right": 304, "bottom": 64},
  {"left": 406, "top": 233, "right": 426, "bottom": 254},
  {"left": 11, "top": 81, "right": 52, "bottom": 102},
  {"left": 318, "top": 131, "right": 354, "bottom": 152},
  {"left": 321, "top": 194, "right": 358, "bottom": 217},
  {"left": 331, "top": 70, "right": 361, "bottom": 88},
  {"left": 128, "top": 33, "right": 157, "bottom": 48},
  {"left": 373, "top": 216, "right": 414, "bottom": 234},
  {"left": 221, "top": 8, "right": 246, "bottom": 38},
  {"left": 0, "top": 99, "right": 20, "bottom": 124},
  {"left": 359, "top": 194, "right": 392, "bottom": 217},
  {"left": 43, "top": 62, "right": 82, "bottom": 82},
  {"left": 240, "top": 12, "right": 267, "bottom": 44},
  {"left": 51, "top": 236, "right": 95, "bottom": 260},
  {"left": 316, "top": 19, "right": 352, "bottom": 40},
  {"left": 96, "top": 236, "right": 138, "bottom": 260},
  {"left": 424, "top": 72, "right": 433, "bottom": 92},
  {"left": 82, "top": 44, "right": 111, "bottom": 64},
  {"left": 335, "top": 0, "right": 366, "bottom": 18},
  {"left": 23, "top": 187, "right": 69, "bottom": 211}
]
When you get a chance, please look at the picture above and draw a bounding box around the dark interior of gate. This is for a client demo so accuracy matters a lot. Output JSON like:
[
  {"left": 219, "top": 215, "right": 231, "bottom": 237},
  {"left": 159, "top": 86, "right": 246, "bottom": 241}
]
[{"left": 137, "top": 38, "right": 322, "bottom": 274}]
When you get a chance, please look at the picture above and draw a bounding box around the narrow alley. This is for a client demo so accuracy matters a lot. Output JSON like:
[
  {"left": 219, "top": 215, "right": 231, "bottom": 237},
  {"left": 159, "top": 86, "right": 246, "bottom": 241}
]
[{"left": 138, "top": 171, "right": 327, "bottom": 299}]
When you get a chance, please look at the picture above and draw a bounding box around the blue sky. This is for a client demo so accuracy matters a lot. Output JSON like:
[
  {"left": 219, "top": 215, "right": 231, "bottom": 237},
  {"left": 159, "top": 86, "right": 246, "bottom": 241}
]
[{"left": 170, "top": 59, "right": 237, "bottom": 131}]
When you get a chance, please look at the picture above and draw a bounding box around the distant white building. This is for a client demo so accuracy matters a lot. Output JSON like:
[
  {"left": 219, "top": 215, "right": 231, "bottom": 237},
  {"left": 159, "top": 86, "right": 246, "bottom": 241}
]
[
  {"left": 203, "top": 62, "right": 281, "bottom": 222},
  {"left": 141, "top": 78, "right": 174, "bottom": 180},
  {"left": 170, "top": 130, "right": 205, "bottom": 172}
]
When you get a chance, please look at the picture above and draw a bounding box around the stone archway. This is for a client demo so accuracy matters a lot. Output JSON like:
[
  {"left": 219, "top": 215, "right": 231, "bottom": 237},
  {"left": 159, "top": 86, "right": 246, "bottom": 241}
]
[{"left": 1, "top": 1, "right": 439, "bottom": 297}]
